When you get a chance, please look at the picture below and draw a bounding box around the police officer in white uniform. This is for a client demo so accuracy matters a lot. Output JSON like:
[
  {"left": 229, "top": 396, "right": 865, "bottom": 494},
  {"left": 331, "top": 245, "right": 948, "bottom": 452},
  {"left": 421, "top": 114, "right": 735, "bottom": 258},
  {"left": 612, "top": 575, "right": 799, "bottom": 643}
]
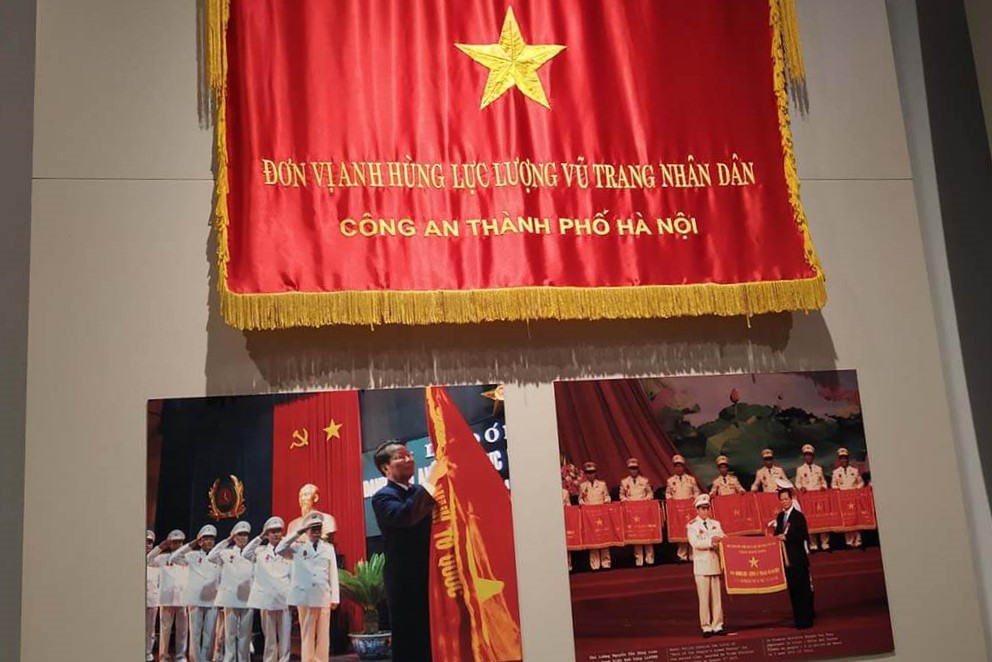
[
  {"left": 276, "top": 512, "right": 341, "bottom": 662},
  {"left": 665, "top": 454, "right": 701, "bottom": 562},
  {"left": 245, "top": 516, "right": 292, "bottom": 662},
  {"left": 148, "top": 530, "right": 190, "bottom": 662},
  {"left": 578, "top": 461, "right": 613, "bottom": 571},
  {"left": 172, "top": 525, "right": 222, "bottom": 662},
  {"left": 146, "top": 531, "right": 161, "bottom": 662},
  {"left": 619, "top": 457, "right": 656, "bottom": 566},
  {"left": 751, "top": 449, "right": 788, "bottom": 492},
  {"left": 209, "top": 521, "right": 254, "bottom": 662},
  {"left": 687, "top": 494, "right": 726, "bottom": 638},
  {"left": 709, "top": 456, "right": 745, "bottom": 497},
  {"left": 832, "top": 448, "right": 865, "bottom": 548},
  {"left": 794, "top": 444, "right": 830, "bottom": 551}
]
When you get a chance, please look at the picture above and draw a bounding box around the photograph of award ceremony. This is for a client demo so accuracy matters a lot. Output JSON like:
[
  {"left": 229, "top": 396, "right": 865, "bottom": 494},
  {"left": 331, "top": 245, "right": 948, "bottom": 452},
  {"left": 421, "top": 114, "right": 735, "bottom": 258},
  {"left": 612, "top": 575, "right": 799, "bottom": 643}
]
[
  {"left": 556, "top": 371, "right": 893, "bottom": 662},
  {"left": 146, "top": 384, "right": 520, "bottom": 662}
]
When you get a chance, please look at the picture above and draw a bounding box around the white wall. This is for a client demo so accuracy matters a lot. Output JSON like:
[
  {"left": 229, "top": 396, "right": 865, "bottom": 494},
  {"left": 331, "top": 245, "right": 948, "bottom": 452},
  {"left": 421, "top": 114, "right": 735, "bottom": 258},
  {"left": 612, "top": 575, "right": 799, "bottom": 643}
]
[{"left": 23, "top": 1, "right": 989, "bottom": 661}]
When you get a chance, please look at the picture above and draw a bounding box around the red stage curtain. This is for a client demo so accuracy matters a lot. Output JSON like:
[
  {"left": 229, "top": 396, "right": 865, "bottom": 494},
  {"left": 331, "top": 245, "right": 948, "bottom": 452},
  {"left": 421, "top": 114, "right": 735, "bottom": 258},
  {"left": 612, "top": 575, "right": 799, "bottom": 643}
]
[
  {"left": 665, "top": 499, "right": 696, "bottom": 543},
  {"left": 272, "top": 391, "right": 365, "bottom": 630},
  {"left": 555, "top": 380, "right": 684, "bottom": 490},
  {"left": 621, "top": 501, "right": 663, "bottom": 544},
  {"left": 712, "top": 493, "right": 762, "bottom": 536}
]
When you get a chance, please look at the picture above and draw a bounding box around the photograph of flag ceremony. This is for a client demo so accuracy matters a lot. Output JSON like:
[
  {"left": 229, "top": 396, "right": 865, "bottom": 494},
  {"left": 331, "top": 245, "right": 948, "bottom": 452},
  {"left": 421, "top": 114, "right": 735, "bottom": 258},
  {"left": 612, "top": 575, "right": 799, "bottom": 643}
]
[
  {"left": 556, "top": 371, "right": 893, "bottom": 662},
  {"left": 146, "top": 384, "right": 520, "bottom": 662}
]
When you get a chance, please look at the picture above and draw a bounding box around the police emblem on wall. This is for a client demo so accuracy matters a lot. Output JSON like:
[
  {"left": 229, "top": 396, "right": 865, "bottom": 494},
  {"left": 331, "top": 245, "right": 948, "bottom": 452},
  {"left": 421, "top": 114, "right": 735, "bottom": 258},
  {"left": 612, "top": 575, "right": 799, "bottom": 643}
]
[{"left": 207, "top": 474, "right": 247, "bottom": 521}]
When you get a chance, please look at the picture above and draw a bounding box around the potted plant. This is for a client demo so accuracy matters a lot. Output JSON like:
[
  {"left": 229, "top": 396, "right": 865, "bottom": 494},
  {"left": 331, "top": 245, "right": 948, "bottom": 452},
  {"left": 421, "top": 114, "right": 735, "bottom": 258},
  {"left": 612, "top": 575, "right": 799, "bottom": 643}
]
[{"left": 339, "top": 553, "right": 391, "bottom": 660}]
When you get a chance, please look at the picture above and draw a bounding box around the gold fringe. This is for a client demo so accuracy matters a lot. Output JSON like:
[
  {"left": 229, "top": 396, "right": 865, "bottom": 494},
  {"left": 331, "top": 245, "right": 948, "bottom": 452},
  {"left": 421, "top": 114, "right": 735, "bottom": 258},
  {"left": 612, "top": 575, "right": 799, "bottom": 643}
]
[
  {"left": 219, "top": 279, "right": 826, "bottom": 330},
  {"left": 770, "top": 0, "right": 824, "bottom": 282},
  {"left": 210, "top": 0, "right": 826, "bottom": 330},
  {"left": 206, "top": 0, "right": 234, "bottom": 316},
  {"left": 775, "top": 0, "right": 809, "bottom": 116}
]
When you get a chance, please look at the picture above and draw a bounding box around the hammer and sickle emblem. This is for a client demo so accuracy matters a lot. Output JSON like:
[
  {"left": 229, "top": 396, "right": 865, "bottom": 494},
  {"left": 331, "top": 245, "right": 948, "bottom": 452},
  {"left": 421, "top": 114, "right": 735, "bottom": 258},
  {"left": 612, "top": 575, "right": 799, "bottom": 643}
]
[{"left": 290, "top": 428, "right": 310, "bottom": 450}]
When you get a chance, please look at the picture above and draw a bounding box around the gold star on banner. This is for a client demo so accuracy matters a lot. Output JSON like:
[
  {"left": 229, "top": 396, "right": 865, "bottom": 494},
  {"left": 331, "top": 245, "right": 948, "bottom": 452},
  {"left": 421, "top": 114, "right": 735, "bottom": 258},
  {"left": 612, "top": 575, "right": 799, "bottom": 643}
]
[
  {"left": 481, "top": 384, "right": 505, "bottom": 415},
  {"left": 323, "top": 420, "right": 343, "bottom": 441},
  {"left": 456, "top": 7, "right": 565, "bottom": 109},
  {"left": 748, "top": 556, "right": 760, "bottom": 569}
]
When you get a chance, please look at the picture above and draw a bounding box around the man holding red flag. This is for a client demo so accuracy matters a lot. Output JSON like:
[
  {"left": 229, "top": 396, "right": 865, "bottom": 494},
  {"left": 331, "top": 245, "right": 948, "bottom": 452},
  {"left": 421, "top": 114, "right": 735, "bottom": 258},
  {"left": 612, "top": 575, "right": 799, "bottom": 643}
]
[{"left": 371, "top": 441, "right": 438, "bottom": 662}]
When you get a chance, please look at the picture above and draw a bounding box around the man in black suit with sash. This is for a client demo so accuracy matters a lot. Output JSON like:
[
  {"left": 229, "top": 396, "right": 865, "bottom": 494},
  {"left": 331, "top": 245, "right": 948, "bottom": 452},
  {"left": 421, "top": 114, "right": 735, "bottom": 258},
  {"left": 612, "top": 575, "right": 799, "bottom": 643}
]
[
  {"left": 774, "top": 487, "right": 815, "bottom": 629},
  {"left": 371, "top": 441, "right": 436, "bottom": 662}
]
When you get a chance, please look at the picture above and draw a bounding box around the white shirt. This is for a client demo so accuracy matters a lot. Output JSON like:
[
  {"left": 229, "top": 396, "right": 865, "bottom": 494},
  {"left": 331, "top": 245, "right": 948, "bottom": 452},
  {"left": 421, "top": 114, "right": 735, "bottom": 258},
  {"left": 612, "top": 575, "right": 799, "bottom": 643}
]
[
  {"left": 244, "top": 537, "right": 291, "bottom": 611},
  {"left": 275, "top": 538, "right": 340, "bottom": 608},
  {"left": 171, "top": 545, "right": 221, "bottom": 607},
  {"left": 208, "top": 540, "right": 254, "bottom": 608}
]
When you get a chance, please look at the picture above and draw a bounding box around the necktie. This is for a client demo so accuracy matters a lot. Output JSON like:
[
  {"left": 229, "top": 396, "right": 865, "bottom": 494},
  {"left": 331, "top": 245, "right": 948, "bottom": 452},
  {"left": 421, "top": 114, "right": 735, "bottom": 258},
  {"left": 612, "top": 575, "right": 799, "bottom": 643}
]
[{"left": 313, "top": 542, "right": 319, "bottom": 553}]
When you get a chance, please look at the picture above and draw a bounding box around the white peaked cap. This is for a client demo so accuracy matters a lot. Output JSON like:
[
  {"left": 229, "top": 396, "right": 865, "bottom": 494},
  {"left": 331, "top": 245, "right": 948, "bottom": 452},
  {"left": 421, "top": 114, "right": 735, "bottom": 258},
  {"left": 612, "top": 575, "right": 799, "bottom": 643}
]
[
  {"left": 231, "top": 521, "right": 251, "bottom": 536},
  {"left": 263, "top": 516, "right": 285, "bottom": 532},
  {"left": 146, "top": 530, "right": 155, "bottom": 541},
  {"left": 302, "top": 512, "right": 324, "bottom": 529},
  {"left": 694, "top": 494, "right": 711, "bottom": 508},
  {"left": 167, "top": 530, "right": 186, "bottom": 542},
  {"left": 197, "top": 525, "right": 217, "bottom": 538},
  {"left": 775, "top": 478, "right": 794, "bottom": 489}
]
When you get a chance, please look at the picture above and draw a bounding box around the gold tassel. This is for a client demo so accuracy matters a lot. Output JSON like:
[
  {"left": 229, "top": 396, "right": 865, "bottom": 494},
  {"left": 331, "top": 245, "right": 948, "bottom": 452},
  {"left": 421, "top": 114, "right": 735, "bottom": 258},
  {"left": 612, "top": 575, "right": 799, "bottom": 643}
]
[
  {"left": 776, "top": 0, "right": 809, "bottom": 117},
  {"left": 205, "top": 0, "right": 231, "bottom": 104}
]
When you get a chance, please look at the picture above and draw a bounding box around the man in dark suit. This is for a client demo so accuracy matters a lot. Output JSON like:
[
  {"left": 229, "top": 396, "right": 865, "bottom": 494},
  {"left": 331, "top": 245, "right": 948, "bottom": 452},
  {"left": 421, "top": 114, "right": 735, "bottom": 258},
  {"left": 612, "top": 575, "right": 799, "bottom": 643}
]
[
  {"left": 371, "top": 441, "right": 436, "bottom": 662},
  {"left": 774, "top": 487, "right": 815, "bottom": 629}
]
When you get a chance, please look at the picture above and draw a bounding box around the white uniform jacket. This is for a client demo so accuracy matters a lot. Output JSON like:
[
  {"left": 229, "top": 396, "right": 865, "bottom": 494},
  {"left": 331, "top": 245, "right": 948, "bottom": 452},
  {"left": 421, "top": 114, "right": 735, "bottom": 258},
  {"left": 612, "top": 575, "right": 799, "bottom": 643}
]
[
  {"left": 275, "top": 538, "right": 340, "bottom": 608},
  {"left": 687, "top": 516, "right": 725, "bottom": 577},
  {"left": 208, "top": 540, "right": 254, "bottom": 608},
  {"left": 244, "top": 537, "right": 292, "bottom": 611},
  {"left": 148, "top": 547, "right": 189, "bottom": 608},
  {"left": 171, "top": 545, "right": 221, "bottom": 607}
]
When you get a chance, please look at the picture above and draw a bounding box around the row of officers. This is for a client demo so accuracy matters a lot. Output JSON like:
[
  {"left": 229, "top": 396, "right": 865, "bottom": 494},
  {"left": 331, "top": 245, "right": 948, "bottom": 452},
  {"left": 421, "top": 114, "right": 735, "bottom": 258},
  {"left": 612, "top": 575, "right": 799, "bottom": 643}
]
[
  {"left": 565, "top": 445, "right": 866, "bottom": 571},
  {"left": 146, "top": 511, "right": 338, "bottom": 662}
]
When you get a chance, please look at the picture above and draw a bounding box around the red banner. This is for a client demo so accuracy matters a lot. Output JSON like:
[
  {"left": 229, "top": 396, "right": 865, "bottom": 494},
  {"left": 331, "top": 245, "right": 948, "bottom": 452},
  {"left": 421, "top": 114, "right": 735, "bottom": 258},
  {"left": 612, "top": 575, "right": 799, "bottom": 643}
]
[
  {"left": 798, "top": 489, "right": 843, "bottom": 533},
  {"left": 564, "top": 506, "right": 583, "bottom": 551},
  {"left": 754, "top": 492, "right": 785, "bottom": 532},
  {"left": 838, "top": 487, "right": 877, "bottom": 531},
  {"left": 719, "top": 536, "right": 787, "bottom": 595},
  {"left": 712, "top": 493, "right": 762, "bottom": 535},
  {"left": 426, "top": 386, "right": 522, "bottom": 662},
  {"left": 665, "top": 499, "right": 697, "bottom": 544},
  {"left": 271, "top": 391, "right": 365, "bottom": 632},
  {"left": 621, "top": 500, "right": 663, "bottom": 545},
  {"left": 579, "top": 503, "right": 625, "bottom": 549},
  {"left": 210, "top": 0, "right": 825, "bottom": 329}
]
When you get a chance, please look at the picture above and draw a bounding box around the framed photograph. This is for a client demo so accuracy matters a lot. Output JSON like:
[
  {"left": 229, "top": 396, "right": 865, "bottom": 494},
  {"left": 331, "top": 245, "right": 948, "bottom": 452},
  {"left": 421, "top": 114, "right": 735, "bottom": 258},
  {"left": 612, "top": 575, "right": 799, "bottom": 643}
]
[
  {"left": 146, "top": 384, "right": 520, "bottom": 662},
  {"left": 555, "top": 371, "right": 893, "bottom": 662}
]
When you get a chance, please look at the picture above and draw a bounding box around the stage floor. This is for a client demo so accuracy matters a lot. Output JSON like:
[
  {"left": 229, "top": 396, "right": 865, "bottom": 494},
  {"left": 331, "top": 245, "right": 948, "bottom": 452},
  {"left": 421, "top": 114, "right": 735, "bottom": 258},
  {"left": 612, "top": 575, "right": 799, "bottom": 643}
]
[{"left": 569, "top": 547, "right": 893, "bottom": 661}]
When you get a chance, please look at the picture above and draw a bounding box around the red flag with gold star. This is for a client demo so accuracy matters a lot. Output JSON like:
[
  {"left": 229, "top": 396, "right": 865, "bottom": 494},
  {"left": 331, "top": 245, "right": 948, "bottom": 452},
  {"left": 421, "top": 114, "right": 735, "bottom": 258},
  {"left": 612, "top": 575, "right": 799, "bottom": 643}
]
[
  {"left": 271, "top": 391, "right": 366, "bottom": 629},
  {"left": 719, "top": 536, "right": 787, "bottom": 595},
  {"left": 426, "top": 386, "right": 522, "bottom": 662},
  {"left": 208, "top": 0, "right": 824, "bottom": 329}
]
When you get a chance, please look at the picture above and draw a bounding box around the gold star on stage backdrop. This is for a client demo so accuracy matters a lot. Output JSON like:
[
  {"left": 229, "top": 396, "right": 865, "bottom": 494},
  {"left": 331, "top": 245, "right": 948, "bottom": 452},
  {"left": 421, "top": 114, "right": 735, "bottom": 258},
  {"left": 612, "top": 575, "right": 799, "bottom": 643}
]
[
  {"left": 456, "top": 7, "right": 565, "bottom": 109},
  {"left": 481, "top": 384, "right": 505, "bottom": 415},
  {"left": 323, "top": 419, "right": 343, "bottom": 441}
]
